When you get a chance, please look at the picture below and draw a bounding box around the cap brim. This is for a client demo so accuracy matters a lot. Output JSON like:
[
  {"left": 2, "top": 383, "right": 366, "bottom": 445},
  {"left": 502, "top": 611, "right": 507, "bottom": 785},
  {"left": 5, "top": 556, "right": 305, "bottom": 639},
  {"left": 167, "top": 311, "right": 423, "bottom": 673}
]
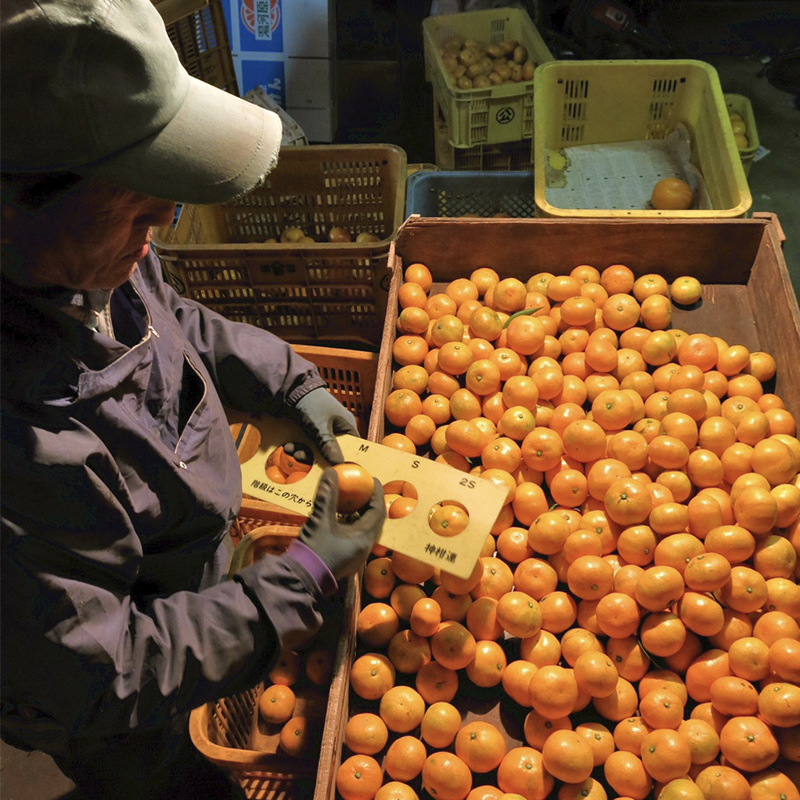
[{"left": 87, "top": 77, "right": 282, "bottom": 205}]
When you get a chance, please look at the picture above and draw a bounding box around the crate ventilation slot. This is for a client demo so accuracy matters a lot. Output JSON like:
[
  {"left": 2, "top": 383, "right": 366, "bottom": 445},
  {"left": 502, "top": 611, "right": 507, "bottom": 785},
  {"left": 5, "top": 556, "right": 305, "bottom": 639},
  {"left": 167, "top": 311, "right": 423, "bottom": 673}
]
[{"left": 560, "top": 79, "right": 589, "bottom": 143}]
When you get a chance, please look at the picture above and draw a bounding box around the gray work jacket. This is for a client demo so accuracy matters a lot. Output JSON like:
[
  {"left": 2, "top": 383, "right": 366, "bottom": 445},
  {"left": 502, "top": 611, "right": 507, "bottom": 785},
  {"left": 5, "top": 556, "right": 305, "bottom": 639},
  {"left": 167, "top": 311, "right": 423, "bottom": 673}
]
[{"left": 1, "top": 250, "right": 330, "bottom": 757}]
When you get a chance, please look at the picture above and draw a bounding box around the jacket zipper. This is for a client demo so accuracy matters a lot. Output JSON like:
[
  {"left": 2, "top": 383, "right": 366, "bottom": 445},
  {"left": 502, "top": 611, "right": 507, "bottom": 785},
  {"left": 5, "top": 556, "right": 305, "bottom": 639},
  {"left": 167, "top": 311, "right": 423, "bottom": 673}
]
[
  {"left": 174, "top": 351, "right": 208, "bottom": 465},
  {"left": 130, "top": 279, "right": 207, "bottom": 466}
]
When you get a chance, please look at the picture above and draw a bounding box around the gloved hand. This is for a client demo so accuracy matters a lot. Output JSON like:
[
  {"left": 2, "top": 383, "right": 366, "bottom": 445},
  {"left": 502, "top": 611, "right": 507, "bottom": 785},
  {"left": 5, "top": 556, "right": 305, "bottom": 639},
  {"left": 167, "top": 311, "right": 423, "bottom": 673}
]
[
  {"left": 288, "top": 387, "right": 358, "bottom": 464},
  {"left": 298, "top": 468, "right": 385, "bottom": 580}
]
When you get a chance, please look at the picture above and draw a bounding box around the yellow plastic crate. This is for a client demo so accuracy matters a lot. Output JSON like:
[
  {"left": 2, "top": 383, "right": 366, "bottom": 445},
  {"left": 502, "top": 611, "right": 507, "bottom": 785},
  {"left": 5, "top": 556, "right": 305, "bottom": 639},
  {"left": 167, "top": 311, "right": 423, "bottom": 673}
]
[
  {"left": 534, "top": 60, "right": 752, "bottom": 218},
  {"left": 433, "top": 97, "right": 535, "bottom": 171},
  {"left": 725, "top": 93, "right": 759, "bottom": 176},
  {"left": 423, "top": 7, "right": 554, "bottom": 148}
]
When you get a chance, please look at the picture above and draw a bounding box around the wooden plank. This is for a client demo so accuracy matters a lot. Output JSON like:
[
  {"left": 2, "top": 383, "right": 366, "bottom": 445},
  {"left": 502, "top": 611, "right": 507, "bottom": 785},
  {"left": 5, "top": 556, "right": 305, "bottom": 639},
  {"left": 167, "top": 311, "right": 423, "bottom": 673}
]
[
  {"left": 670, "top": 284, "right": 760, "bottom": 349},
  {"left": 395, "top": 216, "right": 765, "bottom": 284},
  {"left": 314, "top": 576, "right": 361, "bottom": 800},
  {"left": 748, "top": 217, "right": 800, "bottom": 421}
]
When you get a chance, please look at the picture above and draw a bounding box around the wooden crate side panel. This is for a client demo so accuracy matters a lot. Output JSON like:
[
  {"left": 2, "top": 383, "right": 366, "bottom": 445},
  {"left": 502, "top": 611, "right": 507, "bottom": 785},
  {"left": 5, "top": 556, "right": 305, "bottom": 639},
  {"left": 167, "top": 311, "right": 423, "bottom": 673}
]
[
  {"left": 390, "top": 216, "right": 800, "bottom": 419},
  {"left": 747, "top": 221, "right": 800, "bottom": 421},
  {"left": 313, "top": 576, "right": 360, "bottom": 800},
  {"left": 367, "top": 257, "right": 401, "bottom": 444},
  {"left": 670, "top": 284, "right": 758, "bottom": 349},
  {"left": 394, "top": 217, "right": 762, "bottom": 283}
]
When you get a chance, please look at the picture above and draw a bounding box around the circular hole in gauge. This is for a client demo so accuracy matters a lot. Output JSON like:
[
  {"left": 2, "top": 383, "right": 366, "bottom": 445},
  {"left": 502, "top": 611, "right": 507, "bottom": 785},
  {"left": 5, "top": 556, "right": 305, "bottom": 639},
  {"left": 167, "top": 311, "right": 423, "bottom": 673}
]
[
  {"left": 428, "top": 499, "right": 471, "bottom": 538},
  {"left": 230, "top": 422, "right": 262, "bottom": 464},
  {"left": 265, "top": 440, "right": 315, "bottom": 485},
  {"left": 382, "top": 479, "right": 418, "bottom": 519}
]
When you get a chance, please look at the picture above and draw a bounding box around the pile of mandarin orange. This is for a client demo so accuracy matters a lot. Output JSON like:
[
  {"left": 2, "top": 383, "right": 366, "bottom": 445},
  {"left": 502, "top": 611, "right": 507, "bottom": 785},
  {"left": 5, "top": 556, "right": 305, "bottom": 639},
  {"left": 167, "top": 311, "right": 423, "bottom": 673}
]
[
  {"left": 257, "top": 645, "right": 336, "bottom": 757},
  {"left": 335, "top": 262, "right": 800, "bottom": 800}
]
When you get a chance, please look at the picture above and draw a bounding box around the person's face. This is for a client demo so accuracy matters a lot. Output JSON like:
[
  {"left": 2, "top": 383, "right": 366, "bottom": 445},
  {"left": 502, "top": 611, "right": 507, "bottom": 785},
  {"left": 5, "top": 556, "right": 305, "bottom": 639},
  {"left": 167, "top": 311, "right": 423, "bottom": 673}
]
[{"left": 2, "top": 177, "right": 177, "bottom": 290}]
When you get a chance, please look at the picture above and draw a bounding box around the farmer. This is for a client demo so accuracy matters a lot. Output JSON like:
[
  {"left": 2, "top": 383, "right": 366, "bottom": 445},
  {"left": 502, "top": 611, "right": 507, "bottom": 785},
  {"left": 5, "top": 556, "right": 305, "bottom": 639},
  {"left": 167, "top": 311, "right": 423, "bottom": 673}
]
[{"left": 0, "top": 1, "right": 385, "bottom": 797}]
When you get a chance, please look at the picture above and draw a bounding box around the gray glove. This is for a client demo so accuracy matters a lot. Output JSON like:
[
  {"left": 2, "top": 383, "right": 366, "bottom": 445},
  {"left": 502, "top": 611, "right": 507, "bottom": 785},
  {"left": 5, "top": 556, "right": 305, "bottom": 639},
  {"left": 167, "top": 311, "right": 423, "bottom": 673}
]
[
  {"left": 299, "top": 468, "right": 385, "bottom": 580},
  {"left": 288, "top": 387, "right": 358, "bottom": 464}
]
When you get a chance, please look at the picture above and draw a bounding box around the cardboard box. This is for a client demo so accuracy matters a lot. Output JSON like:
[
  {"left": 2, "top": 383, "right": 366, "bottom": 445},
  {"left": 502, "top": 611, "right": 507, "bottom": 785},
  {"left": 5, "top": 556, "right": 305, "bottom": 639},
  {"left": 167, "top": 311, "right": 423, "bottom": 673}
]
[
  {"left": 220, "top": 0, "right": 337, "bottom": 138},
  {"left": 284, "top": 56, "right": 333, "bottom": 108},
  {"left": 285, "top": 106, "right": 336, "bottom": 143}
]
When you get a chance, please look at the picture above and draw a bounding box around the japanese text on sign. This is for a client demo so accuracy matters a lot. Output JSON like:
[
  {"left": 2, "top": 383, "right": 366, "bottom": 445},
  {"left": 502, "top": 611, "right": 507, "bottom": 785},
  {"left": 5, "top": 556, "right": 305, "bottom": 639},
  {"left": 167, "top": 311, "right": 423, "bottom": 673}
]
[
  {"left": 255, "top": 1, "right": 273, "bottom": 40},
  {"left": 250, "top": 479, "right": 313, "bottom": 509},
  {"left": 424, "top": 543, "right": 457, "bottom": 563}
]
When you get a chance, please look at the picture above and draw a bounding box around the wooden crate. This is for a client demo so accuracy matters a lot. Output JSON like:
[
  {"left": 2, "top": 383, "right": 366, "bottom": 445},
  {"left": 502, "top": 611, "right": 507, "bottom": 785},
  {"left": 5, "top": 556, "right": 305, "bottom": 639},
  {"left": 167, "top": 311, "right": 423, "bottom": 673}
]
[{"left": 321, "top": 213, "right": 800, "bottom": 798}]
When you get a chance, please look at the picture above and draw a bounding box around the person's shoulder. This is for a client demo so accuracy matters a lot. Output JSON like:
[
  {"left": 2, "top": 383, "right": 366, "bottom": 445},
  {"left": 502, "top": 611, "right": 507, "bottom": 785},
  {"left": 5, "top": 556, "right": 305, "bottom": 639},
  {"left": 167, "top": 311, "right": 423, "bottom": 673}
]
[
  {"left": 1, "top": 279, "right": 66, "bottom": 387},
  {"left": 135, "top": 248, "right": 167, "bottom": 287}
]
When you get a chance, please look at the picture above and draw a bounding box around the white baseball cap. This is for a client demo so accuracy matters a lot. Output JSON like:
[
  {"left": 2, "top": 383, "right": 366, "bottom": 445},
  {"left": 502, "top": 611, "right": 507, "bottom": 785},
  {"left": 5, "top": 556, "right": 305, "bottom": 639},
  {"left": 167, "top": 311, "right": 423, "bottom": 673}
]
[{"left": 0, "top": 0, "right": 283, "bottom": 204}]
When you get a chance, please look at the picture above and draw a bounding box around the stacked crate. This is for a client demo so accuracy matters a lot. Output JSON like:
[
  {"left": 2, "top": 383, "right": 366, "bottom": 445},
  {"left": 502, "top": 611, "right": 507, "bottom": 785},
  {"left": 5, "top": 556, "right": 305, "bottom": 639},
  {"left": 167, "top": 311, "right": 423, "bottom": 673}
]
[
  {"left": 423, "top": 8, "right": 554, "bottom": 172},
  {"left": 153, "top": 0, "right": 238, "bottom": 96},
  {"left": 152, "top": 144, "right": 407, "bottom": 350},
  {"left": 725, "top": 93, "right": 760, "bottom": 176}
]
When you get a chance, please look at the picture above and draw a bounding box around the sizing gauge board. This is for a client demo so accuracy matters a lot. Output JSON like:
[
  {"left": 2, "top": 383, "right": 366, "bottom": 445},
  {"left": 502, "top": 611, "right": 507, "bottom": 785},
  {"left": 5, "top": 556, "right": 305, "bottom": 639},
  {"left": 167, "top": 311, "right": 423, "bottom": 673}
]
[{"left": 228, "top": 411, "right": 507, "bottom": 579}]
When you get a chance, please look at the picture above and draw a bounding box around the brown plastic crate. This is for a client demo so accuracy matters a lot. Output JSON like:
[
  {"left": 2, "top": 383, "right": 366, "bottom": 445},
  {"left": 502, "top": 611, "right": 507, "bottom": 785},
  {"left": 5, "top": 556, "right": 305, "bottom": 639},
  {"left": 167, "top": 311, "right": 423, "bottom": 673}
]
[
  {"left": 200, "top": 344, "right": 379, "bottom": 795},
  {"left": 162, "top": 0, "right": 238, "bottom": 95},
  {"left": 195, "top": 345, "right": 379, "bottom": 800},
  {"left": 152, "top": 0, "right": 207, "bottom": 27},
  {"left": 153, "top": 145, "right": 407, "bottom": 349},
  {"left": 230, "top": 498, "right": 306, "bottom": 548},
  {"left": 189, "top": 529, "right": 360, "bottom": 800}
]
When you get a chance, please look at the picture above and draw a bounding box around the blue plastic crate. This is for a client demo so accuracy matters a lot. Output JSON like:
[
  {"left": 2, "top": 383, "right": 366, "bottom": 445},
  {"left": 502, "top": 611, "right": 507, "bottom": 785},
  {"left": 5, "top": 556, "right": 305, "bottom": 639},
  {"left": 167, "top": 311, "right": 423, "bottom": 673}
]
[{"left": 406, "top": 170, "right": 537, "bottom": 218}]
